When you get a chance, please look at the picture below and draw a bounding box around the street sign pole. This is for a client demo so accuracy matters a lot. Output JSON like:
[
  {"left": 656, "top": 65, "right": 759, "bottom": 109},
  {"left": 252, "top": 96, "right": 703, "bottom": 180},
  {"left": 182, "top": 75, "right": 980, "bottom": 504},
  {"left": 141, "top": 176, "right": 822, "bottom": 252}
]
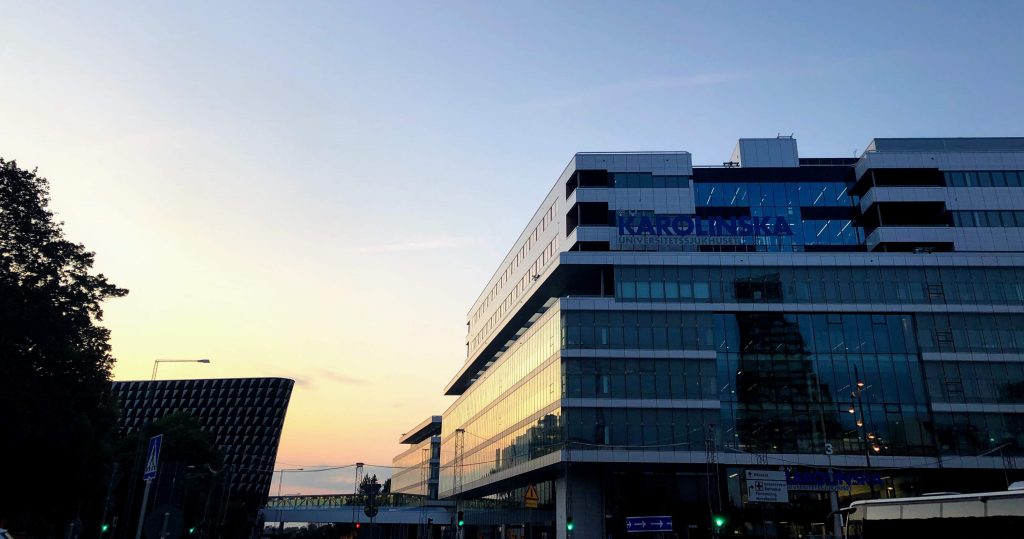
[
  {"left": 135, "top": 435, "right": 163, "bottom": 539},
  {"left": 134, "top": 480, "right": 152, "bottom": 539},
  {"left": 826, "top": 444, "right": 841, "bottom": 539}
]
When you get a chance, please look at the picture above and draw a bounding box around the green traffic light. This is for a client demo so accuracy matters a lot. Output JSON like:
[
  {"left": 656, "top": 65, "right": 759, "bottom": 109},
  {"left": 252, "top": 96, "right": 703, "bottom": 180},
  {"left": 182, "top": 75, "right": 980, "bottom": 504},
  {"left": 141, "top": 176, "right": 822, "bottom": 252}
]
[
  {"left": 188, "top": 527, "right": 196, "bottom": 534},
  {"left": 713, "top": 515, "right": 726, "bottom": 528},
  {"left": 101, "top": 524, "right": 110, "bottom": 533},
  {"left": 566, "top": 518, "right": 575, "bottom": 531}
]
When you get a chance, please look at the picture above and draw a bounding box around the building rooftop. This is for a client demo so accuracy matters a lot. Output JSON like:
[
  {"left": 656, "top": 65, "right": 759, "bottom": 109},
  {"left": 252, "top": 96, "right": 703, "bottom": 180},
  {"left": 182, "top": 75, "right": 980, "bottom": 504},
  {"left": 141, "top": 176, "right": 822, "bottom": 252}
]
[
  {"left": 866, "top": 137, "right": 1024, "bottom": 152},
  {"left": 399, "top": 415, "right": 442, "bottom": 444}
]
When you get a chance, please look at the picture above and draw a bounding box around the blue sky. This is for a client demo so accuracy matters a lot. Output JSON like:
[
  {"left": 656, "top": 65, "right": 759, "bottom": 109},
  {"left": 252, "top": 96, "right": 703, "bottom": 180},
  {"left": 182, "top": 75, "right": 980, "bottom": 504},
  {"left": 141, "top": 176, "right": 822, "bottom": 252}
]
[{"left": 2, "top": 0, "right": 1022, "bottom": 494}]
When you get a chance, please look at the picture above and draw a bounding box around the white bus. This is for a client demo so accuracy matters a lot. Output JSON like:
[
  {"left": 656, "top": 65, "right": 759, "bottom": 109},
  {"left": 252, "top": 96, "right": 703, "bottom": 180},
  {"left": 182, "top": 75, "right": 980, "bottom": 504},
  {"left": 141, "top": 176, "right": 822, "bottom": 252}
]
[{"left": 842, "top": 486, "right": 1024, "bottom": 538}]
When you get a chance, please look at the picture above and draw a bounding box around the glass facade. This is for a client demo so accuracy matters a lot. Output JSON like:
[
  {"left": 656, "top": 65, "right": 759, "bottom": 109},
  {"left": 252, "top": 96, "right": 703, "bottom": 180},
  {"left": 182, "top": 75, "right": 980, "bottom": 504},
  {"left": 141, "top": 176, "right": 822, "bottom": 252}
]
[
  {"left": 391, "top": 436, "right": 440, "bottom": 498},
  {"left": 944, "top": 170, "right": 1024, "bottom": 188},
  {"left": 693, "top": 180, "right": 861, "bottom": 251},
  {"left": 446, "top": 265, "right": 1024, "bottom": 501},
  {"left": 616, "top": 265, "right": 1024, "bottom": 305},
  {"left": 953, "top": 210, "right": 1024, "bottom": 228},
  {"left": 440, "top": 306, "right": 562, "bottom": 497},
  {"left": 556, "top": 262, "right": 1024, "bottom": 460},
  {"left": 443, "top": 145, "right": 1024, "bottom": 538}
]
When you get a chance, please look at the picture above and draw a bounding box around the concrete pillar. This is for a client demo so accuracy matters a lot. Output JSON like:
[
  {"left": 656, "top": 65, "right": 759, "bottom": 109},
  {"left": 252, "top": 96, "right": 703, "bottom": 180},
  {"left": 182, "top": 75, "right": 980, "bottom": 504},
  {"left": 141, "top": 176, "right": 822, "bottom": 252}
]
[{"left": 555, "top": 472, "right": 603, "bottom": 539}]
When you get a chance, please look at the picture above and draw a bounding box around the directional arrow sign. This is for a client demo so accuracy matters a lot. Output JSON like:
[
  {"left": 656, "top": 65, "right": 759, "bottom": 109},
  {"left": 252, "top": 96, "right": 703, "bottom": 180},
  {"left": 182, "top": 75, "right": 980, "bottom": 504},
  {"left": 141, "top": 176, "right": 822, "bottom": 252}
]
[{"left": 626, "top": 516, "right": 672, "bottom": 533}]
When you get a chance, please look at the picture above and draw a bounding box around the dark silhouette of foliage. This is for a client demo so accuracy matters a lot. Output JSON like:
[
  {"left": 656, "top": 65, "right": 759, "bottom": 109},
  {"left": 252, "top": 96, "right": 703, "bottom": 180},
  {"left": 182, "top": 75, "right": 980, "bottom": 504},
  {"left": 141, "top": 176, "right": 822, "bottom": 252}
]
[
  {"left": 110, "top": 413, "right": 223, "bottom": 539},
  {"left": 0, "top": 159, "right": 127, "bottom": 535},
  {"left": 358, "top": 474, "right": 391, "bottom": 495}
]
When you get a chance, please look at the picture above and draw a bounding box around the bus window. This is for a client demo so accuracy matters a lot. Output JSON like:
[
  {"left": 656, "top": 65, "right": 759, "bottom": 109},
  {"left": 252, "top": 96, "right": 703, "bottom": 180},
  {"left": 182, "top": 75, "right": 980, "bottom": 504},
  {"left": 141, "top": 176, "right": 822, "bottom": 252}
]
[
  {"left": 865, "top": 505, "right": 901, "bottom": 521},
  {"left": 901, "top": 502, "right": 940, "bottom": 520},
  {"left": 941, "top": 500, "right": 984, "bottom": 518},
  {"left": 988, "top": 497, "right": 1024, "bottom": 517}
]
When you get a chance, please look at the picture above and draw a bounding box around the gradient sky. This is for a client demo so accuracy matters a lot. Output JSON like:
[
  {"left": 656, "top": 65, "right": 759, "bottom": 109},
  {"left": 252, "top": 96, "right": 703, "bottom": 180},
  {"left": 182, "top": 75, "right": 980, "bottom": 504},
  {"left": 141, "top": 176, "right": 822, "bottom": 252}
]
[{"left": 3, "top": 1, "right": 1023, "bottom": 495}]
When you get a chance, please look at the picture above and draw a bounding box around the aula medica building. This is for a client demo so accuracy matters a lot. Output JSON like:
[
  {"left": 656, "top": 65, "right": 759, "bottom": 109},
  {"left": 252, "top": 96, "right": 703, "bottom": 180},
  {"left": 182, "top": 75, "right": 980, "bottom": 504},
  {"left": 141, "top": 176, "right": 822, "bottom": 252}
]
[{"left": 437, "top": 137, "right": 1024, "bottom": 539}]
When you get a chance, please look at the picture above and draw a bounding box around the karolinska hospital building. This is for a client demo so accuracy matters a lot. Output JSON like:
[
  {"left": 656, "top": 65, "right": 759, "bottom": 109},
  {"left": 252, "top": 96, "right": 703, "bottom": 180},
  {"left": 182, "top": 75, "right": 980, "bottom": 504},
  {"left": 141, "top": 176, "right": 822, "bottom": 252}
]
[{"left": 436, "top": 137, "right": 1024, "bottom": 538}]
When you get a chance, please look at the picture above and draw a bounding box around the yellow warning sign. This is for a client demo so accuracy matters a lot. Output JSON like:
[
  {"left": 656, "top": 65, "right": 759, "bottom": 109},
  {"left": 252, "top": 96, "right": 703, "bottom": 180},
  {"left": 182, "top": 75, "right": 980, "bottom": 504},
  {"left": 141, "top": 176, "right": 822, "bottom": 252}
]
[{"left": 524, "top": 484, "right": 539, "bottom": 509}]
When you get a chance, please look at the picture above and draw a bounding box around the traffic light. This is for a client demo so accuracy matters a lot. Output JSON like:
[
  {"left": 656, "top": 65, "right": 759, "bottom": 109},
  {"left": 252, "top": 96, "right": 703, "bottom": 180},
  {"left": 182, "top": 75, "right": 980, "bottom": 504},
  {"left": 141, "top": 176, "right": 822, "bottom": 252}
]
[
  {"left": 566, "top": 516, "right": 574, "bottom": 532},
  {"left": 100, "top": 524, "right": 110, "bottom": 534},
  {"left": 457, "top": 510, "right": 465, "bottom": 527},
  {"left": 355, "top": 522, "right": 361, "bottom": 529},
  {"left": 713, "top": 515, "right": 726, "bottom": 529},
  {"left": 187, "top": 527, "right": 196, "bottom": 535}
]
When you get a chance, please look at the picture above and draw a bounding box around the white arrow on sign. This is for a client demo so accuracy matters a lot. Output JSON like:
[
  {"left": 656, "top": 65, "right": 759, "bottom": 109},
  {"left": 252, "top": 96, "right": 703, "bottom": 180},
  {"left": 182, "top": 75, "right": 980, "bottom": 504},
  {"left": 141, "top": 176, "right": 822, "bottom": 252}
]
[
  {"left": 636, "top": 521, "right": 646, "bottom": 528},
  {"left": 652, "top": 520, "right": 663, "bottom": 528},
  {"left": 145, "top": 447, "right": 158, "bottom": 472}
]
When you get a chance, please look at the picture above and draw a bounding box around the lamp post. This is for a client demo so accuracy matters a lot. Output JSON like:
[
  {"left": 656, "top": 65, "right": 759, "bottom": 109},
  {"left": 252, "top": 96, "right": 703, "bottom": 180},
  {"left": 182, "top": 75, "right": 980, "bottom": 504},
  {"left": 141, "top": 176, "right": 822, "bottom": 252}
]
[
  {"left": 276, "top": 468, "right": 304, "bottom": 534},
  {"left": 152, "top": 358, "right": 211, "bottom": 380},
  {"left": 848, "top": 366, "right": 880, "bottom": 498},
  {"left": 128, "top": 358, "right": 210, "bottom": 537}
]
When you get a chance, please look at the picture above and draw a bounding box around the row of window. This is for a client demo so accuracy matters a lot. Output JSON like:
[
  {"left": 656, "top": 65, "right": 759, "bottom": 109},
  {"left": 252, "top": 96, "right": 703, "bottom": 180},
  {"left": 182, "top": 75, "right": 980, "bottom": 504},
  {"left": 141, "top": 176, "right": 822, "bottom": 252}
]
[
  {"left": 562, "top": 312, "right": 919, "bottom": 357},
  {"left": 471, "top": 201, "right": 559, "bottom": 350},
  {"left": 497, "top": 405, "right": 1024, "bottom": 459},
  {"left": 441, "top": 310, "right": 563, "bottom": 491},
  {"left": 440, "top": 411, "right": 562, "bottom": 492},
  {"left": 717, "top": 353, "right": 928, "bottom": 409},
  {"left": 952, "top": 210, "right": 1024, "bottom": 228},
  {"left": 723, "top": 402, "right": 936, "bottom": 456},
  {"left": 925, "top": 362, "right": 1024, "bottom": 404},
  {"left": 562, "top": 311, "right": 716, "bottom": 351},
  {"left": 446, "top": 310, "right": 560, "bottom": 433},
  {"left": 615, "top": 265, "right": 1024, "bottom": 305},
  {"left": 934, "top": 412, "right": 1024, "bottom": 456},
  {"left": 944, "top": 170, "right": 1024, "bottom": 188},
  {"left": 564, "top": 408, "right": 718, "bottom": 448},
  {"left": 562, "top": 404, "right": 941, "bottom": 456},
  {"left": 916, "top": 313, "right": 1024, "bottom": 354},
  {"left": 471, "top": 233, "right": 559, "bottom": 352},
  {"left": 694, "top": 181, "right": 857, "bottom": 208},
  {"left": 611, "top": 172, "right": 691, "bottom": 189},
  {"left": 563, "top": 358, "right": 718, "bottom": 400}
]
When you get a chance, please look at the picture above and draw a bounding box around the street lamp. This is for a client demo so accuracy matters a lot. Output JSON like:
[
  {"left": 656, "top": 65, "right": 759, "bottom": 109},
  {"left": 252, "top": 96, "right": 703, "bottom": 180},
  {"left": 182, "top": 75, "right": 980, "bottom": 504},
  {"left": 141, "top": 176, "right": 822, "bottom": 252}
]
[
  {"left": 152, "top": 358, "right": 211, "bottom": 380},
  {"left": 276, "top": 468, "right": 304, "bottom": 533},
  {"left": 850, "top": 365, "right": 881, "bottom": 498}
]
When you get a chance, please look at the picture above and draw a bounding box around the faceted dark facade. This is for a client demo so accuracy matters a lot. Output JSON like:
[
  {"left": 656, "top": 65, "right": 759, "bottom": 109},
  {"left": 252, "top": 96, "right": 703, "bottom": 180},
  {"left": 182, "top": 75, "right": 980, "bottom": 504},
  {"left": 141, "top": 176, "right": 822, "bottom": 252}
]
[{"left": 111, "top": 377, "right": 294, "bottom": 509}]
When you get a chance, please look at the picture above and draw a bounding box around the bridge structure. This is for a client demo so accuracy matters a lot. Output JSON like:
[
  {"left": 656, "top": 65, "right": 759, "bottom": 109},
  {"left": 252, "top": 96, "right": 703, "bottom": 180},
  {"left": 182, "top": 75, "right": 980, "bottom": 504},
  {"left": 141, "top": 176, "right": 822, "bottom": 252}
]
[{"left": 260, "top": 493, "right": 454, "bottom": 525}]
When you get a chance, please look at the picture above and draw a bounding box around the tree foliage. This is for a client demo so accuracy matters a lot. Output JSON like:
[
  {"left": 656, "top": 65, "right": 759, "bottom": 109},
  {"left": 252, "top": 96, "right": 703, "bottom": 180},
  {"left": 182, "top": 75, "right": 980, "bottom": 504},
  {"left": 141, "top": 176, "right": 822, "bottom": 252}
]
[
  {"left": 358, "top": 474, "right": 391, "bottom": 496},
  {"left": 0, "top": 159, "right": 128, "bottom": 533},
  {"left": 110, "top": 414, "right": 223, "bottom": 537}
]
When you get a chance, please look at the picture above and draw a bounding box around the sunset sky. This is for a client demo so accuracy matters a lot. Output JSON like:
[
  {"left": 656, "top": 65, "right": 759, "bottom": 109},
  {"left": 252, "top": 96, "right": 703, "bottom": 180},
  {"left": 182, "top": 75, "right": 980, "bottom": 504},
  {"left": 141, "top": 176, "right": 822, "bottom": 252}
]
[{"left": 3, "top": 1, "right": 1023, "bottom": 495}]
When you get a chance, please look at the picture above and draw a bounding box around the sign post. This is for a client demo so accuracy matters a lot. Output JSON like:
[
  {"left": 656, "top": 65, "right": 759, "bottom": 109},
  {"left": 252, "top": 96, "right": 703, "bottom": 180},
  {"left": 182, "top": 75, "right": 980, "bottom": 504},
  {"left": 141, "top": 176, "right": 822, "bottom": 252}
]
[
  {"left": 745, "top": 470, "right": 789, "bottom": 503},
  {"left": 135, "top": 435, "right": 163, "bottom": 539}
]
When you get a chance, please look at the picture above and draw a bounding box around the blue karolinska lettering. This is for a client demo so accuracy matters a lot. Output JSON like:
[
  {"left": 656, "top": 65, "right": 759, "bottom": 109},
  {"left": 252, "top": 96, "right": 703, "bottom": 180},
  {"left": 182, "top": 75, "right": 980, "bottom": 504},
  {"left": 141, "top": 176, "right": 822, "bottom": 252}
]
[{"left": 617, "top": 214, "right": 794, "bottom": 237}]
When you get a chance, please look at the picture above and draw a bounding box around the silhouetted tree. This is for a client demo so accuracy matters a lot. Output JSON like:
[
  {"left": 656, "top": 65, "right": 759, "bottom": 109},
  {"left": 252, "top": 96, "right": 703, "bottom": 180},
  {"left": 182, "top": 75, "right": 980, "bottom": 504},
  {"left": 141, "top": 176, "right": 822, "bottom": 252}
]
[
  {"left": 0, "top": 159, "right": 128, "bottom": 535},
  {"left": 109, "top": 413, "right": 223, "bottom": 537},
  {"left": 358, "top": 474, "right": 391, "bottom": 495}
]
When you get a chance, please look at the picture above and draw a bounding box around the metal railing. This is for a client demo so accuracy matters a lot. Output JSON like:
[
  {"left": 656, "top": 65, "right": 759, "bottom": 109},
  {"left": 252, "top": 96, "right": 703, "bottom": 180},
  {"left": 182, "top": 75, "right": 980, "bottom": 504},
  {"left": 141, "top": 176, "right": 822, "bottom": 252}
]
[{"left": 264, "top": 493, "right": 426, "bottom": 509}]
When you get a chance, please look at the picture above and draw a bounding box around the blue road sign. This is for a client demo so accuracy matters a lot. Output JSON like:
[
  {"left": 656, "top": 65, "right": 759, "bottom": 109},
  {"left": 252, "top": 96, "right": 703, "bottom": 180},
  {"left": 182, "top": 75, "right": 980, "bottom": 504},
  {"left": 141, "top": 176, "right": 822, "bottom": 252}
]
[
  {"left": 626, "top": 516, "right": 673, "bottom": 533},
  {"left": 143, "top": 434, "right": 162, "bottom": 481}
]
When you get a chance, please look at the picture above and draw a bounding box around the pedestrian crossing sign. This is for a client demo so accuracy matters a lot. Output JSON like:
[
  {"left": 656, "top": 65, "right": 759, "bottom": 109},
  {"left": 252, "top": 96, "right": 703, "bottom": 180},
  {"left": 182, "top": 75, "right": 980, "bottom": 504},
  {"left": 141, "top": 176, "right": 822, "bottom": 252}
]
[{"left": 143, "top": 434, "right": 162, "bottom": 481}]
